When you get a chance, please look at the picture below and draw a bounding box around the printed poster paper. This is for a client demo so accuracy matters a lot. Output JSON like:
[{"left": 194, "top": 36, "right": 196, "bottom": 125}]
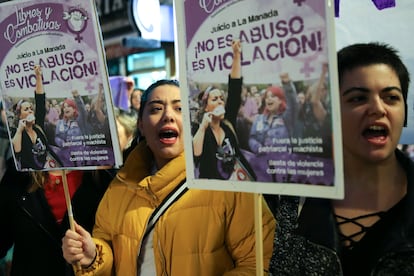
[
  {"left": 175, "top": 0, "right": 344, "bottom": 199},
  {"left": 0, "top": 0, "right": 122, "bottom": 171}
]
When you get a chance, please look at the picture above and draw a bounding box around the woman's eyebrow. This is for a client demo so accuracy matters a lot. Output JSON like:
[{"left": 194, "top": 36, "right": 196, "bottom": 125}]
[
  {"left": 148, "top": 99, "right": 181, "bottom": 105},
  {"left": 382, "top": 86, "right": 402, "bottom": 93},
  {"left": 342, "top": 86, "right": 402, "bottom": 96},
  {"left": 148, "top": 99, "right": 164, "bottom": 105},
  {"left": 342, "top": 87, "right": 369, "bottom": 96}
]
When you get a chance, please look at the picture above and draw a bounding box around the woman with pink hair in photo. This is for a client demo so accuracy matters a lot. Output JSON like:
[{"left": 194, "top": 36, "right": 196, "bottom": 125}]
[
  {"left": 54, "top": 89, "right": 90, "bottom": 166},
  {"left": 248, "top": 74, "right": 297, "bottom": 154},
  {"left": 54, "top": 91, "right": 88, "bottom": 147}
]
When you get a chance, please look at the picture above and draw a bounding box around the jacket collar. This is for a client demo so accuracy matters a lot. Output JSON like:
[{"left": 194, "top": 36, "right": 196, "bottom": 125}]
[{"left": 115, "top": 141, "right": 186, "bottom": 203}]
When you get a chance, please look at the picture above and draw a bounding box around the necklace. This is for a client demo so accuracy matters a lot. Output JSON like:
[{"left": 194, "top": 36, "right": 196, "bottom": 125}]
[
  {"left": 45, "top": 171, "right": 83, "bottom": 188},
  {"left": 45, "top": 174, "right": 63, "bottom": 190},
  {"left": 53, "top": 176, "right": 61, "bottom": 185}
]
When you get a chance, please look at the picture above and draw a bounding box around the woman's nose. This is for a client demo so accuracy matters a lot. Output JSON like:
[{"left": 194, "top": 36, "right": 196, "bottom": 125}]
[
  {"left": 368, "top": 96, "right": 386, "bottom": 118},
  {"left": 163, "top": 107, "right": 175, "bottom": 122}
]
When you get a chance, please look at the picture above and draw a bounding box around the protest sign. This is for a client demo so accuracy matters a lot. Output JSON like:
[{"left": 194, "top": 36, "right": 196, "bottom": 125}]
[
  {"left": 175, "top": 0, "right": 344, "bottom": 199},
  {"left": 0, "top": 0, "right": 122, "bottom": 171}
]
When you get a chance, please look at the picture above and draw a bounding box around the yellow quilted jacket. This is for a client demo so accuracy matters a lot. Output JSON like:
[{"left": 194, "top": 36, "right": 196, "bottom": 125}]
[{"left": 78, "top": 141, "right": 276, "bottom": 276}]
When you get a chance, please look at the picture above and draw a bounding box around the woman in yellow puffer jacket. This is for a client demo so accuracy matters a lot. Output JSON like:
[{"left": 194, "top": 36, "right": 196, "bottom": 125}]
[{"left": 62, "top": 79, "right": 276, "bottom": 275}]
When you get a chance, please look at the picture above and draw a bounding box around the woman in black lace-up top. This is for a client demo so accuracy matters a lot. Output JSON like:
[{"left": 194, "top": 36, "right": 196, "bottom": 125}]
[{"left": 268, "top": 42, "right": 414, "bottom": 276}]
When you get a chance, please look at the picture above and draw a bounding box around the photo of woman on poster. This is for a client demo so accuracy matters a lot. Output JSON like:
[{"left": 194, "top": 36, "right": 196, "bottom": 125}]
[
  {"left": 192, "top": 40, "right": 255, "bottom": 181},
  {"left": 11, "top": 65, "right": 62, "bottom": 170}
]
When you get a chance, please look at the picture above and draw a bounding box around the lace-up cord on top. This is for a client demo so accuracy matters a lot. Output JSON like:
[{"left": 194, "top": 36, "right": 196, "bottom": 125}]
[{"left": 335, "top": 211, "right": 385, "bottom": 250}]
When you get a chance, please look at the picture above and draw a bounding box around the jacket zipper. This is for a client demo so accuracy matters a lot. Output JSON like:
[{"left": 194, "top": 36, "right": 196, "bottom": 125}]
[
  {"left": 158, "top": 237, "right": 168, "bottom": 276},
  {"left": 136, "top": 186, "right": 159, "bottom": 273}
]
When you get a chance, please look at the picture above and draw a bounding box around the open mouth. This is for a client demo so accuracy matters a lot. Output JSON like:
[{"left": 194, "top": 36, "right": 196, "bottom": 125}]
[
  {"left": 159, "top": 129, "right": 178, "bottom": 139},
  {"left": 362, "top": 125, "right": 388, "bottom": 139}
]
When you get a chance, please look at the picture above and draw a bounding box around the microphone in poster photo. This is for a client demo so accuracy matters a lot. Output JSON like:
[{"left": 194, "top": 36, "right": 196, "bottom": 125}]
[
  {"left": 192, "top": 40, "right": 256, "bottom": 181},
  {"left": 11, "top": 65, "right": 62, "bottom": 170}
]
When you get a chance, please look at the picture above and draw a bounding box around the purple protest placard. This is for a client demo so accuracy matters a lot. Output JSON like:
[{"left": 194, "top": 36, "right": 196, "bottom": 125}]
[
  {"left": 175, "top": 0, "right": 344, "bottom": 199},
  {"left": 0, "top": 0, "right": 122, "bottom": 171}
]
